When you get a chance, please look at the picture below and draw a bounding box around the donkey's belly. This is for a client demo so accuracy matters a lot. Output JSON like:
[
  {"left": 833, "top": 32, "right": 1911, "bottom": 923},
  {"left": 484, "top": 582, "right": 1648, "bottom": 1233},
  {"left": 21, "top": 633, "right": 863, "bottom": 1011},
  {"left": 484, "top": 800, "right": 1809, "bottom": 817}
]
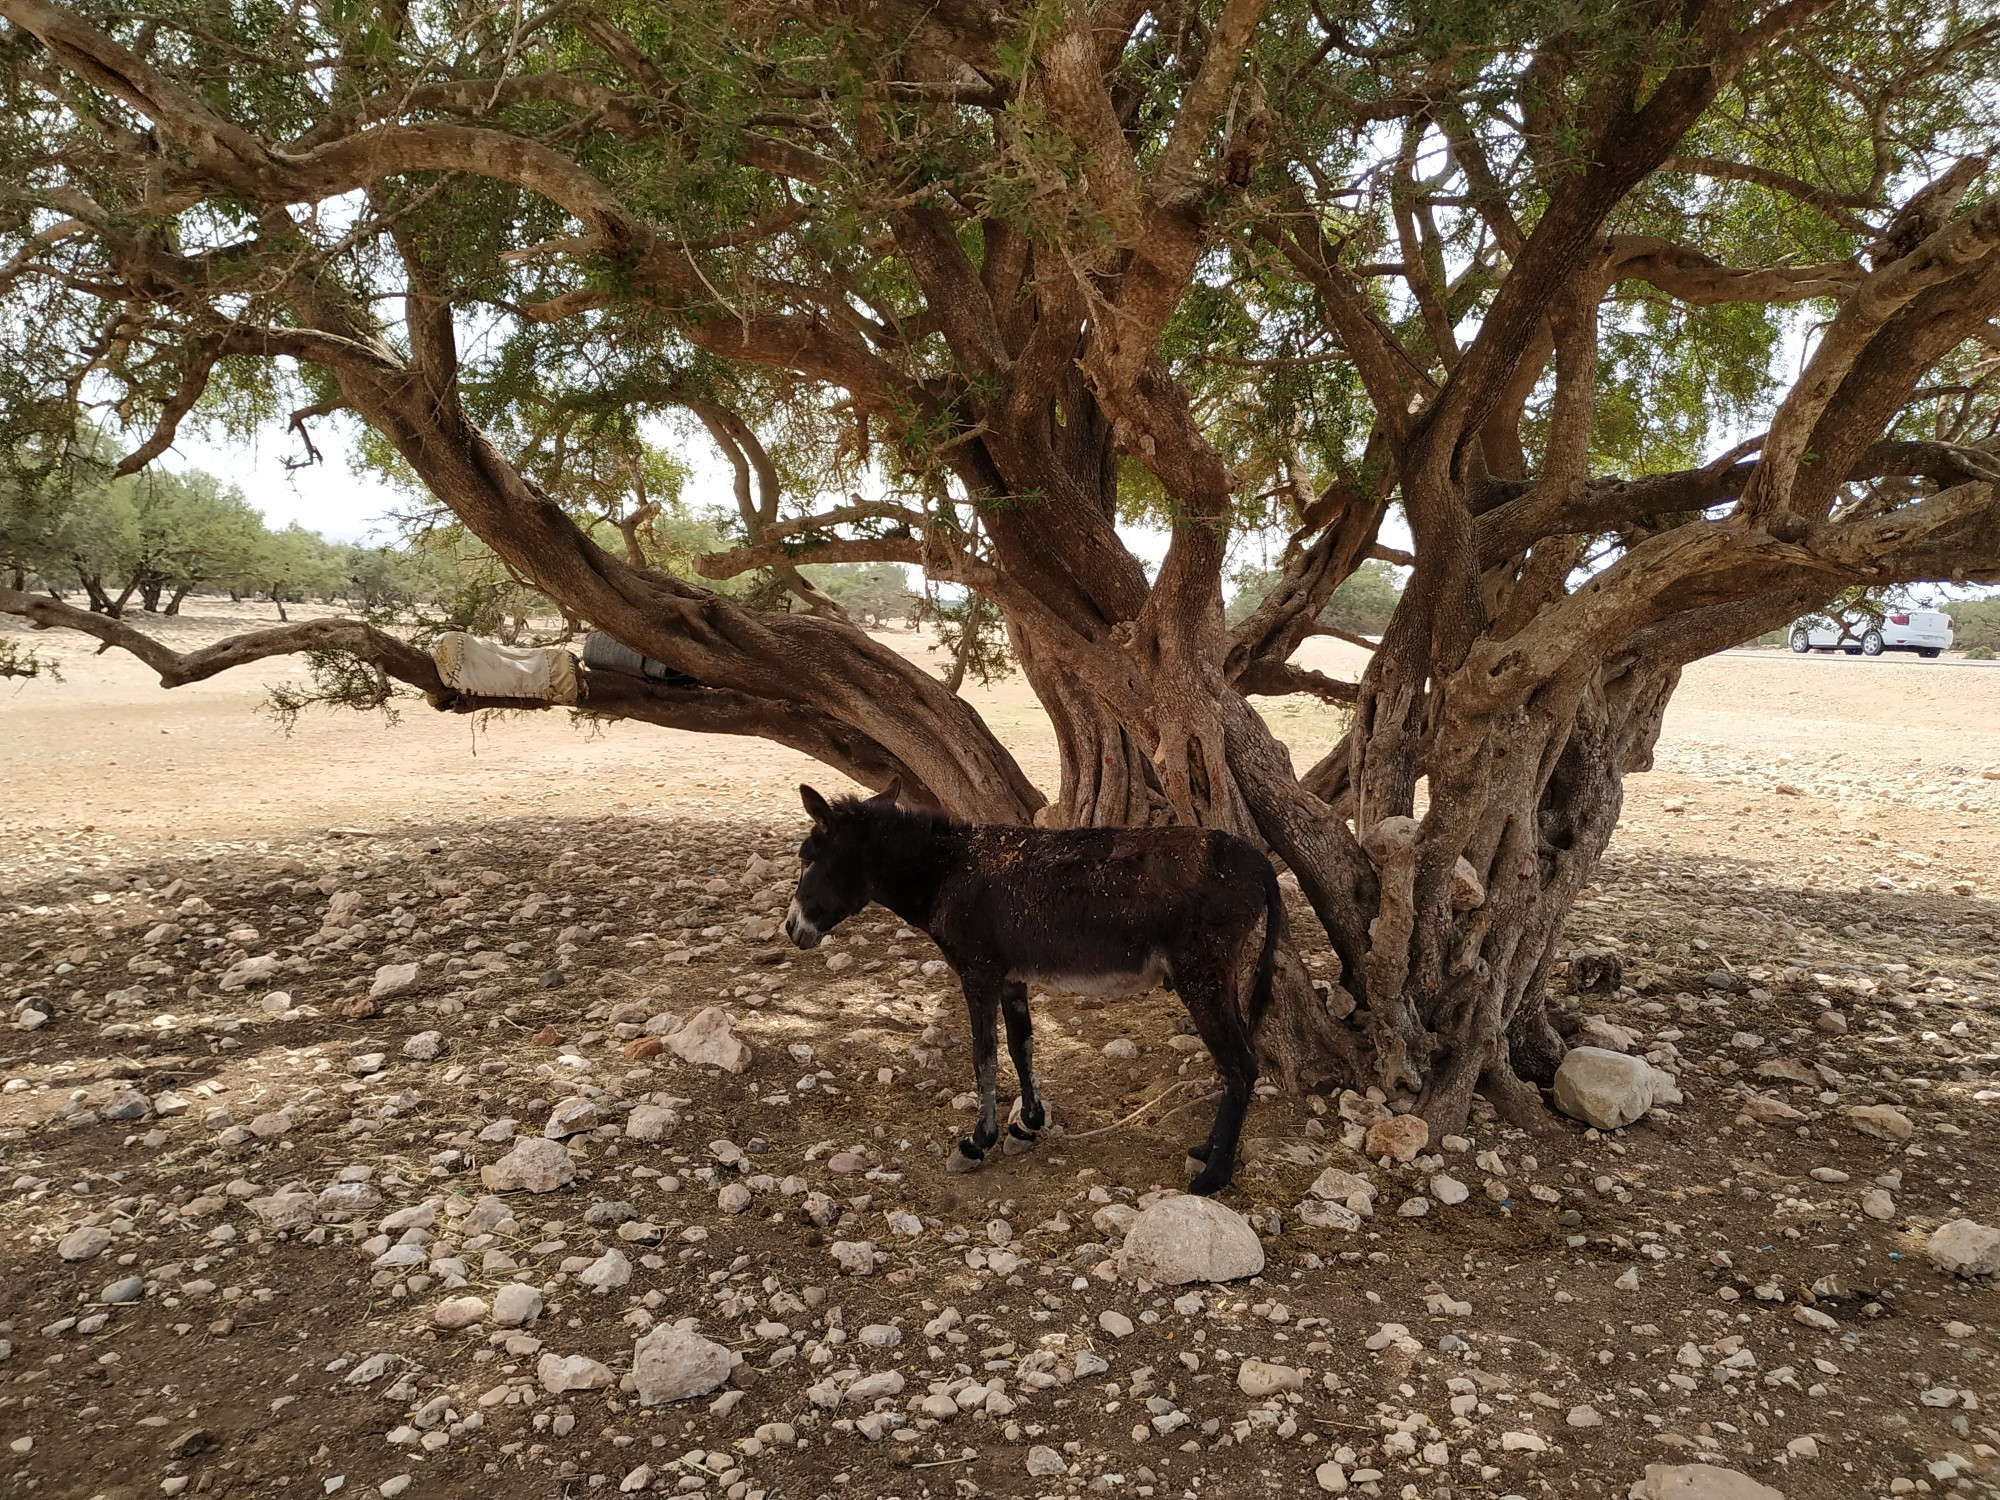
[{"left": 1007, "top": 953, "right": 1169, "bottom": 996}]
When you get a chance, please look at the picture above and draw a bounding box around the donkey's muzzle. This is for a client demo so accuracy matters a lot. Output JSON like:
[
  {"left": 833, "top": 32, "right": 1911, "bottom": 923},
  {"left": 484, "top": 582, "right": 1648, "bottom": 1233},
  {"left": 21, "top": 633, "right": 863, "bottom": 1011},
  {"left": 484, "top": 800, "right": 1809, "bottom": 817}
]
[{"left": 785, "top": 899, "right": 823, "bottom": 950}]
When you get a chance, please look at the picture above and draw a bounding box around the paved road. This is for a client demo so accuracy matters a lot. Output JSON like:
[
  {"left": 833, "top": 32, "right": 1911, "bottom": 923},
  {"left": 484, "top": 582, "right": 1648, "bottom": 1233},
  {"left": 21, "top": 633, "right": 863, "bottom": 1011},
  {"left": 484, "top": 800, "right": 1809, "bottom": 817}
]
[{"left": 1720, "top": 648, "right": 2000, "bottom": 668}]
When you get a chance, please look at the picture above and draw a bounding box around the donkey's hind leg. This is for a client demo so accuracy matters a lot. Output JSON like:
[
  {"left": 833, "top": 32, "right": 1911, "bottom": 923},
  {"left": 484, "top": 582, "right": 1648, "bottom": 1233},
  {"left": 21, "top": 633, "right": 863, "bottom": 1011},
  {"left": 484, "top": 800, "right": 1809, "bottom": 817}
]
[
  {"left": 948, "top": 970, "right": 1004, "bottom": 1175},
  {"left": 999, "top": 980, "right": 1048, "bottom": 1154},
  {"left": 1171, "top": 952, "right": 1260, "bottom": 1196}
]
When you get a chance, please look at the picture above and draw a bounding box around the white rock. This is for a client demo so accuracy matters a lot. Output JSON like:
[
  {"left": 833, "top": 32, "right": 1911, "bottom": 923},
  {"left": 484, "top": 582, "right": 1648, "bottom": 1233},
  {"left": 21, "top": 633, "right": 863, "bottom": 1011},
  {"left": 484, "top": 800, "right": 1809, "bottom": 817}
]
[
  {"left": 1844, "top": 1104, "right": 1913, "bottom": 1141},
  {"left": 218, "top": 954, "right": 282, "bottom": 992},
  {"left": 624, "top": 1104, "right": 677, "bottom": 1141},
  {"left": 1553, "top": 1047, "right": 1683, "bottom": 1129},
  {"left": 368, "top": 962, "right": 419, "bottom": 1000},
  {"left": 1098, "top": 1310, "right": 1135, "bottom": 1338},
  {"left": 667, "top": 1008, "right": 751, "bottom": 1073},
  {"left": 317, "top": 1182, "right": 381, "bottom": 1215},
  {"left": 846, "top": 1371, "right": 905, "bottom": 1403},
  {"left": 631, "top": 1324, "right": 733, "bottom": 1405},
  {"left": 1121, "top": 1195, "right": 1264, "bottom": 1284},
  {"left": 482, "top": 1138, "right": 576, "bottom": 1193},
  {"left": 1308, "top": 1166, "right": 1377, "bottom": 1208},
  {"left": 1297, "top": 1199, "right": 1363, "bottom": 1232},
  {"left": 1315, "top": 1461, "right": 1349, "bottom": 1494},
  {"left": 401, "top": 1031, "right": 444, "bottom": 1061},
  {"left": 1430, "top": 1174, "right": 1469, "bottom": 1206},
  {"left": 830, "top": 1240, "right": 877, "bottom": 1275},
  {"left": 536, "top": 1353, "right": 614, "bottom": 1394},
  {"left": 492, "top": 1283, "right": 543, "bottom": 1326},
  {"left": 1026, "top": 1446, "right": 1067, "bottom": 1478},
  {"left": 578, "top": 1247, "right": 632, "bottom": 1291},
  {"left": 1626, "top": 1463, "right": 1786, "bottom": 1500},
  {"left": 718, "top": 1183, "right": 752, "bottom": 1214},
  {"left": 1927, "top": 1219, "right": 2000, "bottom": 1278},
  {"left": 1450, "top": 856, "right": 1485, "bottom": 910},
  {"left": 247, "top": 1192, "right": 316, "bottom": 1232},
  {"left": 1500, "top": 1430, "right": 1547, "bottom": 1453},
  {"left": 1236, "top": 1359, "right": 1305, "bottom": 1397},
  {"left": 543, "top": 1096, "right": 601, "bottom": 1138},
  {"left": 432, "top": 1296, "right": 488, "bottom": 1329},
  {"left": 1102, "top": 1038, "right": 1139, "bottom": 1060},
  {"left": 57, "top": 1225, "right": 113, "bottom": 1262}
]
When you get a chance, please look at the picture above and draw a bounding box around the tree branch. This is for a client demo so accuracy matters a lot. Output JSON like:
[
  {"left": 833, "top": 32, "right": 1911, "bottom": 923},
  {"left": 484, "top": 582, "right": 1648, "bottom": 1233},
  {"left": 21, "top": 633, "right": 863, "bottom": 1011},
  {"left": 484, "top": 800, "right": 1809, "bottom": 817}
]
[{"left": 0, "top": 589, "right": 931, "bottom": 798}]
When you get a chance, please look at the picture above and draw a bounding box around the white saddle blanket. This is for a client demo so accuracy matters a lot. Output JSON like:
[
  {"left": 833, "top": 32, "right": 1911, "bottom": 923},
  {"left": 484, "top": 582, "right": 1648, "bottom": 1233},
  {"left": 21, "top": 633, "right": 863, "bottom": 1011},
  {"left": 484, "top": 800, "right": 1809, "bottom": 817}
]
[{"left": 433, "top": 632, "right": 579, "bottom": 704}]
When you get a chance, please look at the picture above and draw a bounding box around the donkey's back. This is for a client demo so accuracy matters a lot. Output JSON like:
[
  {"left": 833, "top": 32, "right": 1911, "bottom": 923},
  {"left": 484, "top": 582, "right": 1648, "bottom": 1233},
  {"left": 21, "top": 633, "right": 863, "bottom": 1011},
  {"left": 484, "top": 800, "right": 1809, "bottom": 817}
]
[{"left": 932, "top": 825, "right": 1278, "bottom": 995}]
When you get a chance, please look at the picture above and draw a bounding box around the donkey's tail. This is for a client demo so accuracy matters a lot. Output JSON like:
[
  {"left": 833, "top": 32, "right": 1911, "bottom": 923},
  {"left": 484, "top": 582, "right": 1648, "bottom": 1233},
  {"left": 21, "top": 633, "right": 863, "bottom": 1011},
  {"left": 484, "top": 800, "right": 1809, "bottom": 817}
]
[{"left": 1247, "top": 857, "right": 1287, "bottom": 1035}]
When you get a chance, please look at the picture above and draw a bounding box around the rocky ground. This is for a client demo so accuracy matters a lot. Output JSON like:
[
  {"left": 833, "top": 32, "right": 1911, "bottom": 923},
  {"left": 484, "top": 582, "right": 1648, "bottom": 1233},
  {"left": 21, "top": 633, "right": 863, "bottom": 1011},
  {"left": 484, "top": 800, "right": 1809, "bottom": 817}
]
[{"left": 3, "top": 807, "right": 1997, "bottom": 1500}]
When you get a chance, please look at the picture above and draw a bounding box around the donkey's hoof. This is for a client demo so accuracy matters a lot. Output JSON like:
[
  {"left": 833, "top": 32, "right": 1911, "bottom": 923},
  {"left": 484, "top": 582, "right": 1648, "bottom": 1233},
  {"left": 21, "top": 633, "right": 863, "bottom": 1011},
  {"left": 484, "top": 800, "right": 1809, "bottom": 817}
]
[
  {"left": 1004, "top": 1097, "right": 1050, "bottom": 1153},
  {"left": 946, "top": 1142, "right": 986, "bottom": 1174},
  {"left": 1187, "top": 1162, "right": 1233, "bottom": 1197}
]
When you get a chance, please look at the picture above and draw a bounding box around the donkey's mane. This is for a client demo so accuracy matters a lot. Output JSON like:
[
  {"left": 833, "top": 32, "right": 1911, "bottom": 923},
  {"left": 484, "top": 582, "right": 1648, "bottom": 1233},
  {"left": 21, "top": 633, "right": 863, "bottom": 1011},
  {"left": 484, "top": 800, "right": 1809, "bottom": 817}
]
[{"left": 830, "top": 795, "right": 968, "bottom": 843}]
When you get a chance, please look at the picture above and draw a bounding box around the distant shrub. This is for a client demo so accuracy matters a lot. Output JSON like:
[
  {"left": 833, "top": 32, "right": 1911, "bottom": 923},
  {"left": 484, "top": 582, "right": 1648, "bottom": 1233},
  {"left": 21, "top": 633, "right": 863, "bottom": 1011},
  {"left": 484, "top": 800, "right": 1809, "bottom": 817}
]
[{"left": 1945, "top": 599, "right": 2000, "bottom": 651}]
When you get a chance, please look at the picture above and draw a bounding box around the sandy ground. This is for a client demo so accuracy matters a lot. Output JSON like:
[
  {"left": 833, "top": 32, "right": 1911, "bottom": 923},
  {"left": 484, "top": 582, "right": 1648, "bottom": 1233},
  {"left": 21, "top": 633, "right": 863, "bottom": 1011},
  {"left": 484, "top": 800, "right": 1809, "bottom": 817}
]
[
  {"left": 5, "top": 602, "right": 1999, "bottom": 871},
  {"left": 2, "top": 601, "right": 1999, "bottom": 1500}
]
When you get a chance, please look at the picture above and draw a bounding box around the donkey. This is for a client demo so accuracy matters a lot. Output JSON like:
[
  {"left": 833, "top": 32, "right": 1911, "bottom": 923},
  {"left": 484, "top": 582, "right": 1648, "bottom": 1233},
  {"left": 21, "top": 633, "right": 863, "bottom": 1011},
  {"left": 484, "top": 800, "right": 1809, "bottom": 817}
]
[{"left": 785, "top": 780, "right": 1285, "bottom": 1195}]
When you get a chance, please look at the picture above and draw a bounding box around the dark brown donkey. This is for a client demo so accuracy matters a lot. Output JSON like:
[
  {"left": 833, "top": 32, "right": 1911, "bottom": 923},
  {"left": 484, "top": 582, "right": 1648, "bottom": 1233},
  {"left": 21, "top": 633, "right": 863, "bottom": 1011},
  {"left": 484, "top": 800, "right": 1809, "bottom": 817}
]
[{"left": 784, "top": 781, "right": 1285, "bottom": 1194}]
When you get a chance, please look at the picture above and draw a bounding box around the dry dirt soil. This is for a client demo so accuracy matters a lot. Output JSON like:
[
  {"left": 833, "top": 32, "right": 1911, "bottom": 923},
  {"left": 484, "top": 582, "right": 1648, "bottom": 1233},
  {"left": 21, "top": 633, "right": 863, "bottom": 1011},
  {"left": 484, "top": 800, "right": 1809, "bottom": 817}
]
[{"left": 2, "top": 602, "right": 1999, "bottom": 1500}]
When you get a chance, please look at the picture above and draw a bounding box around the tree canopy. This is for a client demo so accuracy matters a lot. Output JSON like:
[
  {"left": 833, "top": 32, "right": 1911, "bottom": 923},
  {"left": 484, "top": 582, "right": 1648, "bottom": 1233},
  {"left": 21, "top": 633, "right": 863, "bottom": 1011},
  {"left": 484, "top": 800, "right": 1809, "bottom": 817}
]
[{"left": 5, "top": 0, "right": 2000, "bottom": 1122}]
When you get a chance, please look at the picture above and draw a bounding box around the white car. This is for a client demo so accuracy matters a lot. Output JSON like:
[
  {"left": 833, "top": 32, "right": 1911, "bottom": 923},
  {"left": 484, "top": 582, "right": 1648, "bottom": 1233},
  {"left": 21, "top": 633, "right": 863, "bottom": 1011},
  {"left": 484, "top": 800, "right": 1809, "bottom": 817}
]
[{"left": 1790, "top": 609, "right": 1953, "bottom": 658}]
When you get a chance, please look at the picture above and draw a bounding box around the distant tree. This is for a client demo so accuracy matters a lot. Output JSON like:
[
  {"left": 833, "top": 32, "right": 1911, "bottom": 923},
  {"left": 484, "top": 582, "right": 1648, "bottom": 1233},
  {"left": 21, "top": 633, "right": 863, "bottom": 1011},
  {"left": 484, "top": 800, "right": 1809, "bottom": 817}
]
[
  {"left": 1227, "top": 558, "right": 1404, "bottom": 640},
  {"left": 801, "top": 563, "right": 921, "bottom": 629},
  {"left": 128, "top": 473, "right": 267, "bottom": 614},
  {"left": 241, "top": 525, "right": 346, "bottom": 621},
  {"left": 1944, "top": 597, "right": 2000, "bottom": 650}
]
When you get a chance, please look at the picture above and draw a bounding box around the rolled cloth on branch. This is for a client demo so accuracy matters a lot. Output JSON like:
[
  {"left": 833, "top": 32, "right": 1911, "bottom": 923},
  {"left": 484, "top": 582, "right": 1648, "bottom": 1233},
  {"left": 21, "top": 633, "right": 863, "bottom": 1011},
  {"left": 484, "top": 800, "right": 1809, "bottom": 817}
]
[{"left": 432, "top": 632, "right": 580, "bottom": 705}]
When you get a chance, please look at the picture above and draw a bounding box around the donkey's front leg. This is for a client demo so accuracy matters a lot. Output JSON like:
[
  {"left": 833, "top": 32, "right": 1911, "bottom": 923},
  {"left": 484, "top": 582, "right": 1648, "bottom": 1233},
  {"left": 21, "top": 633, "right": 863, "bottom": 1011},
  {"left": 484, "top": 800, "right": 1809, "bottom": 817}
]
[
  {"left": 947, "top": 970, "right": 1003, "bottom": 1175},
  {"left": 999, "top": 980, "right": 1048, "bottom": 1154}
]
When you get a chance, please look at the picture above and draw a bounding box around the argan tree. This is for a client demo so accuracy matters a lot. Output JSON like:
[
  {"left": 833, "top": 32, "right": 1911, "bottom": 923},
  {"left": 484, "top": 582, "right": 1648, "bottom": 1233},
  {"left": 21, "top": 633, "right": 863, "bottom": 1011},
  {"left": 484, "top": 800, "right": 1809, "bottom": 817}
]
[{"left": 4, "top": 0, "right": 1999, "bottom": 1129}]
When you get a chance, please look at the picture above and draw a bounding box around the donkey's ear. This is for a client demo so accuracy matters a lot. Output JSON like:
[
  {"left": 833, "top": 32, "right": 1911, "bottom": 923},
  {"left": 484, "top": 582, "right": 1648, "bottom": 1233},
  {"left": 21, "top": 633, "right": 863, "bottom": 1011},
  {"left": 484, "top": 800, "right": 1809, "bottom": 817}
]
[
  {"left": 868, "top": 775, "right": 902, "bottom": 807},
  {"left": 800, "top": 784, "right": 834, "bottom": 824}
]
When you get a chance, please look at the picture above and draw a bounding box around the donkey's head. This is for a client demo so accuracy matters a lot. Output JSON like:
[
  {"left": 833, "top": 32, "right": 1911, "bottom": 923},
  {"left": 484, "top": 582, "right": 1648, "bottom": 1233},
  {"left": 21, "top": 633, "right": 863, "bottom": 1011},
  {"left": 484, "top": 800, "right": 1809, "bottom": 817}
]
[{"left": 786, "top": 779, "right": 900, "bottom": 949}]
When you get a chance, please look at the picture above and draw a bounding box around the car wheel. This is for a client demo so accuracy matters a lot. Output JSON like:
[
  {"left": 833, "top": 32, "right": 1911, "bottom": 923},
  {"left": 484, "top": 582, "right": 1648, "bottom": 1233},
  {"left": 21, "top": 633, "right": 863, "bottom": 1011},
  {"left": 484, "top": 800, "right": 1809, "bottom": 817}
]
[
  {"left": 1862, "top": 630, "right": 1885, "bottom": 656},
  {"left": 1920, "top": 648, "right": 1942, "bottom": 659},
  {"left": 1790, "top": 629, "right": 1812, "bottom": 653}
]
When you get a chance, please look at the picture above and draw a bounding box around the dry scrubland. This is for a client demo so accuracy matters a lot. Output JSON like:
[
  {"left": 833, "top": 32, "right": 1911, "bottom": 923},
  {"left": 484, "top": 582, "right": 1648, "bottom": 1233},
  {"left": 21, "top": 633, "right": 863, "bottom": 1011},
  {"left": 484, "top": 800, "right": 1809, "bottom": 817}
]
[{"left": 3, "top": 603, "right": 1999, "bottom": 1500}]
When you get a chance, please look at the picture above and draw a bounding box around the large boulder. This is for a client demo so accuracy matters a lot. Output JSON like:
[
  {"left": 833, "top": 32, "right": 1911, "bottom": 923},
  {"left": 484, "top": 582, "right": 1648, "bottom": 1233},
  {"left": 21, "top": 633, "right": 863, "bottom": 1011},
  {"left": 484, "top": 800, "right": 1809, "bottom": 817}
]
[
  {"left": 1121, "top": 1195, "right": 1263, "bottom": 1284},
  {"left": 1553, "top": 1047, "right": 1683, "bottom": 1129},
  {"left": 1627, "top": 1463, "right": 1784, "bottom": 1499},
  {"left": 1927, "top": 1219, "right": 2000, "bottom": 1278},
  {"left": 632, "top": 1324, "right": 734, "bottom": 1405}
]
